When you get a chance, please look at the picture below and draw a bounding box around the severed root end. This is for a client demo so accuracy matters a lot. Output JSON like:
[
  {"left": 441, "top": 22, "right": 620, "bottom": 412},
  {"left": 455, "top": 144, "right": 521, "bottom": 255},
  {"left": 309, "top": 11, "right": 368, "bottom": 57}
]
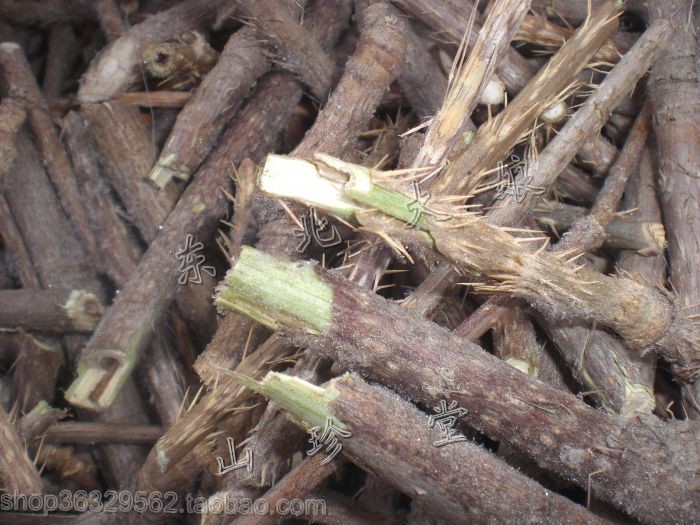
[
  {"left": 637, "top": 222, "right": 666, "bottom": 256},
  {"left": 64, "top": 290, "right": 103, "bottom": 332},
  {"left": 143, "top": 32, "right": 217, "bottom": 81},
  {"left": 654, "top": 308, "right": 700, "bottom": 384},
  {"left": 65, "top": 326, "right": 149, "bottom": 412},
  {"left": 148, "top": 154, "right": 190, "bottom": 188}
]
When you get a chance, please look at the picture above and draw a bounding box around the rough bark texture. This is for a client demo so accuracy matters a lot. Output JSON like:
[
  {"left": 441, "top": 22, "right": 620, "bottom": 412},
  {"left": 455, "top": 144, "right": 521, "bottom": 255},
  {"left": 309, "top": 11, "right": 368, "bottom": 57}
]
[
  {"left": 647, "top": 0, "right": 700, "bottom": 416},
  {"left": 194, "top": 0, "right": 400, "bottom": 384},
  {"left": 326, "top": 373, "right": 607, "bottom": 524},
  {"left": 12, "top": 332, "right": 63, "bottom": 412},
  {"left": 148, "top": 27, "right": 269, "bottom": 187},
  {"left": 82, "top": 100, "right": 178, "bottom": 243},
  {"left": 534, "top": 201, "right": 665, "bottom": 255},
  {"left": 0, "top": 42, "right": 100, "bottom": 266},
  {"left": 219, "top": 252, "right": 699, "bottom": 523},
  {"left": 62, "top": 111, "right": 143, "bottom": 286},
  {"left": 239, "top": 0, "right": 336, "bottom": 100}
]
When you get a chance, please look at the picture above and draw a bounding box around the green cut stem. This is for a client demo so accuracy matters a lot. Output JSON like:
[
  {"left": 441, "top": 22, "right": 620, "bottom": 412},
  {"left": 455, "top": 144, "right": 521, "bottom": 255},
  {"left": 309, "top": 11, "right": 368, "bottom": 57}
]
[
  {"left": 215, "top": 245, "right": 333, "bottom": 334},
  {"left": 221, "top": 370, "right": 345, "bottom": 432}
]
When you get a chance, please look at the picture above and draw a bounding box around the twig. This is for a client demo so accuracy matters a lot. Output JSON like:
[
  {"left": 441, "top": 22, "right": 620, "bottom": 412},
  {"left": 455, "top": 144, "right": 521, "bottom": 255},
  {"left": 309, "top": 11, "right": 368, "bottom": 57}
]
[
  {"left": 0, "top": 96, "right": 24, "bottom": 180},
  {"left": 147, "top": 27, "right": 268, "bottom": 188},
  {"left": 239, "top": 0, "right": 336, "bottom": 100},
  {"left": 533, "top": 201, "right": 666, "bottom": 255},
  {"left": 42, "top": 23, "right": 78, "bottom": 100},
  {"left": 0, "top": 42, "right": 100, "bottom": 266},
  {"left": 62, "top": 111, "right": 143, "bottom": 286},
  {"left": 215, "top": 246, "right": 699, "bottom": 523},
  {"left": 95, "top": 0, "right": 125, "bottom": 42},
  {"left": 42, "top": 422, "right": 163, "bottom": 445},
  {"left": 118, "top": 91, "right": 191, "bottom": 108},
  {"left": 77, "top": 0, "right": 230, "bottom": 103},
  {"left": 0, "top": 195, "right": 39, "bottom": 288},
  {"left": 394, "top": 0, "right": 619, "bottom": 175},
  {"left": 232, "top": 371, "right": 607, "bottom": 524},
  {"left": 647, "top": 0, "right": 700, "bottom": 416},
  {"left": 551, "top": 103, "right": 652, "bottom": 255},
  {"left": 82, "top": 100, "right": 177, "bottom": 243},
  {"left": 293, "top": 3, "right": 406, "bottom": 159},
  {"left": 0, "top": 0, "right": 93, "bottom": 26},
  {"left": 65, "top": 69, "right": 301, "bottom": 412},
  {"left": 489, "top": 22, "right": 667, "bottom": 225},
  {"left": 12, "top": 331, "right": 63, "bottom": 413},
  {"left": 0, "top": 288, "right": 101, "bottom": 333}
]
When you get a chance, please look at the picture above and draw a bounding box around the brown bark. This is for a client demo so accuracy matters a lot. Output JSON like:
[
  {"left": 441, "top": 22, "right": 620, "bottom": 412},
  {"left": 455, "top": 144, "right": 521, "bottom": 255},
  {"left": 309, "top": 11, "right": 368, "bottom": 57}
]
[
  {"left": 0, "top": 43, "right": 100, "bottom": 266},
  {"left": 0, "top": 403, "right": 43, "bottom": 494},
  {"left": 42, "top": 23, "right": 78, "bottom": 100},
  {"left": 140, "top": 322, "right": 189, "bottom": 426},
  {"left": 553, "top": 104, "right": 652, "bottom": 255},
  {"left": 0, "top": 194, "right": 39, "bottom": 288},
  {"left": 62, "top": 111, "right": 142, "bottom": 286},
  {"left": 534, "top": 201, "right": 666, "bottom": 255},
  {"left": 647, "top": 0, "right": 700, "bottom": 417},
  {"left": 11, "top": 332, "right": 63, "bottom": 412},
  {"left": 0, "top": 96, "right": 24, "bottom": 180},
  {"left": 62, "top": 110, "right": 188, "bottom": 426},
  {"left": 206, "top": 245, "right": 394, "bottom": 524},
  {"left": 556, "top": 165, "right": 599, "bottom": 205},
  {"left": 219, "top": 252, "right": 699, "bottom": 523},
  {"left": 293, "top": 3, "right": 406, "bottom": 159},
  {"left": 148, "top": 27, "right": 268, "bottom": 188},
  {"left": 43, "top": 422, "right": 163, "bottom": 445},
  {"left": 95, "top": 0, "right": 126, "bottom": 42},
  {"left": 77, "top": 0, "right": 230, "bottom": 103},
  {"left": 119, "top": 91, "right": 191, "bottom": 108},
  {"left": 135, "top": 3, "right": 392, "bottom": 504},
  {"left": 194, "top": 0, "right": 399, "bottom": 384},
  {"left": 0, "top": 0, "right": 93, "bottom": 26},
  {"left": 324, "top": 373, "right": 607, "bottom": 524},
  {"left": 239, "top": 0, "right": 336, "bottom": 100},
  {"left": 486, "top": 21, "right": 667, "bottom": 225},
  {"left": 3, "top": 133, "right": 97, "bottom": 291},
  {"left": 0, "top": 288, "right": 101, "bottom": 333},
  {"left": 397, "top": 19, "right": 447, "bottom": 119},
  {"left": 82, "top": 100, "right": 177, "bottom": 243},
  {"left": 67, "top": 68, "right": 303, "bottom": 413},
  {"left": 3, "top": 132, "right": 149, "bottom": 488}
]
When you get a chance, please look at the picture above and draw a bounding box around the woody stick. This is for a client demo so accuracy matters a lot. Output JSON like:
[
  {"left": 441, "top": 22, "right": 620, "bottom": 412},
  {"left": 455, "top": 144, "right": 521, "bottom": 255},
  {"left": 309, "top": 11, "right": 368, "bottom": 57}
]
[
  {"left": 215, "top": 250, "right": 698, "bottom": 523},
  {"left": 0, "top": 43, "right": 100, "bottom": 266},
  {"left": 232, "top": 371, "right": 608, "bottom": 524},
  {"left": 77, "top": 0, "right": 230, "bottom": 103}
]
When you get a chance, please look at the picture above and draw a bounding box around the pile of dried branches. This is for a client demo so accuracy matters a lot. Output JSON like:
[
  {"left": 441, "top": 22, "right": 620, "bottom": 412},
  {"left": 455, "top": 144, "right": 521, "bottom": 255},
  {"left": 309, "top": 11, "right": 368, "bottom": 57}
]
[{"left": 0, "top": 0, "right": 697, "bottom": 523}]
